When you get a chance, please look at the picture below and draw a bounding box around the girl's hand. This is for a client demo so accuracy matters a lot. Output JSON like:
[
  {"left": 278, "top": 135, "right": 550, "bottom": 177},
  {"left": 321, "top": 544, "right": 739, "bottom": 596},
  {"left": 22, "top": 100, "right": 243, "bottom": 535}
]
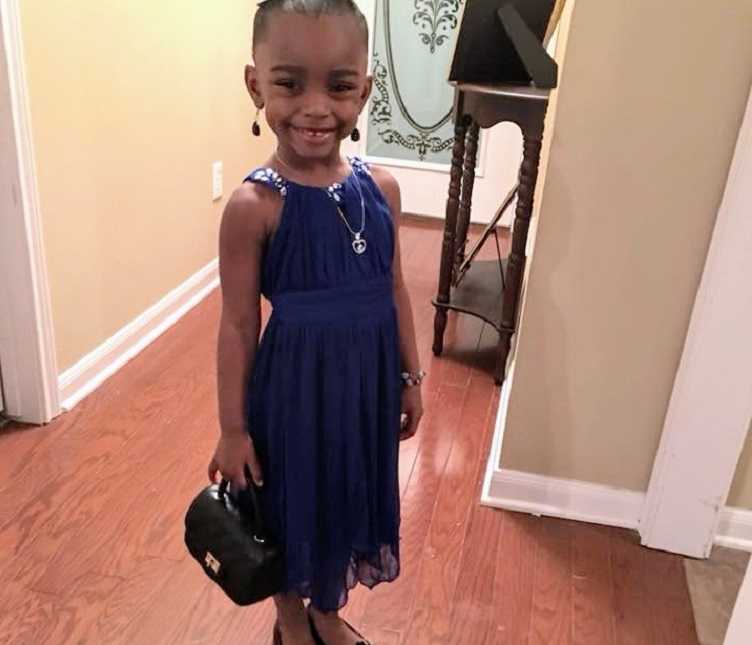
[
  {"left": 207, "top": 430, "right": 264, "bottom": 490},
  {"left": 400, "top": 387, "right": 424, "bottom": 441}
]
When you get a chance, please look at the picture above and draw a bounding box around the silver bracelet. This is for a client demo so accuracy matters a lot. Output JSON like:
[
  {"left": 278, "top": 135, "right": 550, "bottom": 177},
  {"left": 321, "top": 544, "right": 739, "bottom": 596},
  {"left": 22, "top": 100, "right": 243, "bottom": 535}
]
[{"left": 401, "top": 369, "right": 426, "bottom": 387}]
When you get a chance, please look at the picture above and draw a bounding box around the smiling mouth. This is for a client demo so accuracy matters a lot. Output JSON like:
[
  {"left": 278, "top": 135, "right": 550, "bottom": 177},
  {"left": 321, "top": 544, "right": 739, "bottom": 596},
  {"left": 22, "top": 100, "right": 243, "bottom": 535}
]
[{"left": 292, "top": 126, "right": 336, "bottom": 140}]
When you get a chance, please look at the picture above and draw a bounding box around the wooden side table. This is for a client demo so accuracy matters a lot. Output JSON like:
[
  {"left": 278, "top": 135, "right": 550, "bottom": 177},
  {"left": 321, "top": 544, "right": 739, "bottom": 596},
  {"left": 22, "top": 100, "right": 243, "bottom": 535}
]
[{"left": 432, "top": 83, "right": 550, "bottom": 385}]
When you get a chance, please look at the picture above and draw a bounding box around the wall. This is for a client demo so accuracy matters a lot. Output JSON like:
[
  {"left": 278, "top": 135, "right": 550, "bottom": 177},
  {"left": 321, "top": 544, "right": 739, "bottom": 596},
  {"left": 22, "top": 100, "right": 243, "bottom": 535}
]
[
  {"left": 19, "top": 0, "right": 273, "bottom": 371},
  {"left": 499, "top": 0, "right": 752, "bottom": 495},
  {"left": 729, "top": 430, "right": 752, "bottom": 508}
]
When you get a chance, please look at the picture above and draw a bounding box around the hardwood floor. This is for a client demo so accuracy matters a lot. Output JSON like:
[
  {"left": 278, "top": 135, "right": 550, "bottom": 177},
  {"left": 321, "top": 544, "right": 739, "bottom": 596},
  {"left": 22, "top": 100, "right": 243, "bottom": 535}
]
[{"left": 0, "top": 218, "right": 698, "bottom": 644}]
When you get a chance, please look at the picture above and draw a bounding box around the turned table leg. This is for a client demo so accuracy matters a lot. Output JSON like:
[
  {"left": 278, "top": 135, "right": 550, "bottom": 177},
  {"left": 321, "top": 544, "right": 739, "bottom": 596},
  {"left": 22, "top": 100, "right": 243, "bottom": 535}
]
[
  {"left": 433, "top": 109, "right": 469, "bottom": 356},
  {"left": 495, "top": 126, "right": 545, "bottom": 384},
  {"left": 453, "top": 120, "right": 480, "bottom": 283}
]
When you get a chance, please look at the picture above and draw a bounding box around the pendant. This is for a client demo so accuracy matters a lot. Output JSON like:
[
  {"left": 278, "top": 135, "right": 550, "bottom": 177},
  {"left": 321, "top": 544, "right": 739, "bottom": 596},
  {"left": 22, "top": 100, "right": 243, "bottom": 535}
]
[{"left": 352, "top": 233, "right": 367, "bottom": 255}]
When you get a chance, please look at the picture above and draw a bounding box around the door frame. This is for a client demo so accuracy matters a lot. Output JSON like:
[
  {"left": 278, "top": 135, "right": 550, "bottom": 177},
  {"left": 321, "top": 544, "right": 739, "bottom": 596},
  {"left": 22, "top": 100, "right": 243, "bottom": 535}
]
[
  {"left": 0, "top": 0, "right": 59, "bottom": 424},
  {"left": 640, "top": 83, "right": 752, "bottom": 557}
]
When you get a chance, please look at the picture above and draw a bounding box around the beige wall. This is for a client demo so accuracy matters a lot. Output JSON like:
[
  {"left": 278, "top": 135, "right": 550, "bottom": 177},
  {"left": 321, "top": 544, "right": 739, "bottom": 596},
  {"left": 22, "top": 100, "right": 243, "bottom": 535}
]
[
  {"left": 500, "top": 0, "right": 752, "bottom": 498},
  {"left": 20, "top": 1, "right": 273, "bottom": 371}
]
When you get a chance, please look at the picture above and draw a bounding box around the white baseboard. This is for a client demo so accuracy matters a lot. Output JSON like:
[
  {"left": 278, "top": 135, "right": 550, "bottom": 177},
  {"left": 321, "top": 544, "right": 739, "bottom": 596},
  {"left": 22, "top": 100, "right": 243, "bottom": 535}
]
[
  {"left": 481, "top": 468, "right": 645, "bottom": 529},
  {"left": 481, "top": 467, "right": 752, "bottom": 551},
  {"left": 58, "top": 259, "right": 219, "bottom": 411},
  {"left": 716, "top": 507, "right": 752, "bottom": 552},
  {"left": 481, "top": 353, "right": 752, "bottom": 550}
]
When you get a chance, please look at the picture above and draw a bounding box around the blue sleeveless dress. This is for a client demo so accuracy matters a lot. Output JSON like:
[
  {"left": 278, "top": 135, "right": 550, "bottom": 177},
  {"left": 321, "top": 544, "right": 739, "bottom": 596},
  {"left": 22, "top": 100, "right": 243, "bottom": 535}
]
[{"left": 243, "top": 158, "right": 401, "bottom": 611}]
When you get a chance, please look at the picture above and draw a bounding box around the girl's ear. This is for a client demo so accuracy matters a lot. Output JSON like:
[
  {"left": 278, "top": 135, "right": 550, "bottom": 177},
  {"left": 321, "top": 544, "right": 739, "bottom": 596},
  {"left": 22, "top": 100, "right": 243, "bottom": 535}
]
[{"left": 245, "top": 64, "right": 264, "bottom": 108}]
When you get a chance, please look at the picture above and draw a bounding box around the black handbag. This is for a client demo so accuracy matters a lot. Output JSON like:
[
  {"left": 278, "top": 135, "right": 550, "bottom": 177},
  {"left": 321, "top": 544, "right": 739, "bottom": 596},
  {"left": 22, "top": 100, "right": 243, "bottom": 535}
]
[{"left": 184, "top": 472, "right": 285, "bottom": 606}]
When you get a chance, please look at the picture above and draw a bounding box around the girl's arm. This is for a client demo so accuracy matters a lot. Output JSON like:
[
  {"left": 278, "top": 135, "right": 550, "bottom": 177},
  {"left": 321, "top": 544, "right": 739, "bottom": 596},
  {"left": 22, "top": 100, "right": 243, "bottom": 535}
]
[
  {"left": 372, "top": 167, "right": 424, "bottom": 439},
  {"left": 210, "top": 184, "right": 273, "bottom": 489},
  {"left": 387, "top": 186, "right": 421, "bottom": 375}
]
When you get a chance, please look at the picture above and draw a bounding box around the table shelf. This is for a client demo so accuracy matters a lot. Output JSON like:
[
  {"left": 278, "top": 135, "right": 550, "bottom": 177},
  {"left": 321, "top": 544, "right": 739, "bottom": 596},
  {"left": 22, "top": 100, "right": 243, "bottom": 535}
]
[{"left": 432, "top": 259, "right": 508, "bottom": 332}]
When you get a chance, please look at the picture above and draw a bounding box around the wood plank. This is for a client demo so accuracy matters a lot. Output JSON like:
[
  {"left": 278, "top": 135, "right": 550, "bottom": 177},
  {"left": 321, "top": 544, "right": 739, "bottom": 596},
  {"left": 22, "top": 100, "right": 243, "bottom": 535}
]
[
  {"left": 364, "top": 627, "right": 402, "bottom": 645},
  {"left": 572, "top": 523, "right": 616, "bottom": 645},
  {"left": 0, "top": 588, "right": 74, "bottom": 644},
  {"left": 446, "top": 504, "right": 505, "bottom": 645},
  {"left": 611, "top": 529, "right": 658, "bottom": 645},
  {"left": 643, "top": 547, "right": 700, "bottom": 644},
  {"left": 529, "top": 518, "right": 574, "bottom": 645},
  {"left": 83, "top": 558, "right": 191, "bottom": 645},
  {"left": 94, "top": 565, "right": 199, "bottom": 645},
  {"left": 164, "top": 577, "right": 275, "bottom": 645},
  {"left": 490, "top": 512, "right": 537, "bottom": 644},
  {"left": 0, "top": 559, "right": 191, "bottom": 645},
  {"left": 400, "top": 371, "right": 498, "bottom": 643},
  {"left": 19, "top": 360, "right": 216, "bottom": 593}
]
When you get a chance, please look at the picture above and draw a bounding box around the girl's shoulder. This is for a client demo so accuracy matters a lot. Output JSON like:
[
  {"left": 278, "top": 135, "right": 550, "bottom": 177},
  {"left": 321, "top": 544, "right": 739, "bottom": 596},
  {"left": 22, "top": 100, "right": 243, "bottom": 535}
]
[
  {"left": 232, "top": 177, "right": 283, "bottom": 217},
  {"left": 220, "top": 180, "right": 282, "bottom": 245},
  {"left": 366, "top": 163, "right": 401, "bottom": 217}
]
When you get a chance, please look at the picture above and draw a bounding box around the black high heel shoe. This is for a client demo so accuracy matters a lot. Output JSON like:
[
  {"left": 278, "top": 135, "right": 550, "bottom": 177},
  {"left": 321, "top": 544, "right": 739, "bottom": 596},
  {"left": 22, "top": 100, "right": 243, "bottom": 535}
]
[{"left": 306, "top": 605, "right": 372, "bottom": 645}]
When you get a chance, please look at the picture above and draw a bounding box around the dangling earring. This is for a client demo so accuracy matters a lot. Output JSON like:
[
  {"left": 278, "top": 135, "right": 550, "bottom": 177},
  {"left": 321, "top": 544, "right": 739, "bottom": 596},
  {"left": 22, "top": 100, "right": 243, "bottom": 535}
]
[
  {"left": 252, "top": 107, "right": 261, "bottom": 137},
  {"left": 350, "top": 127, "right": 361, "bottom": 142}
]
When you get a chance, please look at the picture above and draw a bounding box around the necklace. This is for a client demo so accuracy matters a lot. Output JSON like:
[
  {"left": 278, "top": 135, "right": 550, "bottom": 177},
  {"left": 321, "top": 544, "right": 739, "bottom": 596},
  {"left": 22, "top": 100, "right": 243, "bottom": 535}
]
[
  {"left": 273, "top": 150, "right": 368, "bottom": 255},
  {"left": 333, "top": 180, "right": 367, "bottom": 255}
]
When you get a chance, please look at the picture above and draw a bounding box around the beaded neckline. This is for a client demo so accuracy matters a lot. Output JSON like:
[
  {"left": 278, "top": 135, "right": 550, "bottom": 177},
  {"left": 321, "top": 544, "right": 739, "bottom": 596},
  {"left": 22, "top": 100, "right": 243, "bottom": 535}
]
[{"left": 248, "top": 157, "right": 370, "bottom": 201}]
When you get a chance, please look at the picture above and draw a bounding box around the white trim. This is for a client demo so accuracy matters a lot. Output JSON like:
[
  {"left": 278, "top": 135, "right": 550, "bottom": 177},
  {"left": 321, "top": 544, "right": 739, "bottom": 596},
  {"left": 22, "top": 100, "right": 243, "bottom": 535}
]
[
  {"left": 481, "top": 357, "right": 516, "bottom": 503},
  {"left": 640, "top": 85, "right": 752, "bottom": 558},
  {"left": 482, "top": 468, "right": 752, "bottom": 553},
  {"left": 482, "top": 469, "right": 645, "bottom": 530},
  {"left": 59, "top": 260, "right": 219, "bottom": 411},
  {"left": 0, "top": 0, "right": 60, "bottom": 424},
  {"left": 716, "top": 507, "right": 752, "bottom": 553},
  {"left": 482, "top": 356, "right": 752, "bottom": 548},
  {"left": 482, "top": 318, "right": 752, "bottom": 551},
  {"left": 480, "top": 359, "right": 641, "bottom": 531}
]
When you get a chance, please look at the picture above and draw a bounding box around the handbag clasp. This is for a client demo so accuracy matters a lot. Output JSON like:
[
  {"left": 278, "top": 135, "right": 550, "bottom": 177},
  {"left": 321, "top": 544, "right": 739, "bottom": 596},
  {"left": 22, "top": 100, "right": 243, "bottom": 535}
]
[{"left": 204, "top": 551, "right": 221, "bottom": 575}]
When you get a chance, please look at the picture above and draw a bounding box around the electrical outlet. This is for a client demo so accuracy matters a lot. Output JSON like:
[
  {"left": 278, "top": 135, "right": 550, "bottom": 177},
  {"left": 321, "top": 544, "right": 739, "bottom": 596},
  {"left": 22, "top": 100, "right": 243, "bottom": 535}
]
[{"left": 212, "top": 161, "right": 223, "bottom": 201}]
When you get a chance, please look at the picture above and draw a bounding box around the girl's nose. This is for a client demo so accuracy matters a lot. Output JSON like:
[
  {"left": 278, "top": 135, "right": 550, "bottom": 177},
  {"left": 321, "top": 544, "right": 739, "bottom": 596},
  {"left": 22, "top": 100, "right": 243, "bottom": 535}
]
[{"left": 302, "top": 92, "right": 331, "bottom": 119}]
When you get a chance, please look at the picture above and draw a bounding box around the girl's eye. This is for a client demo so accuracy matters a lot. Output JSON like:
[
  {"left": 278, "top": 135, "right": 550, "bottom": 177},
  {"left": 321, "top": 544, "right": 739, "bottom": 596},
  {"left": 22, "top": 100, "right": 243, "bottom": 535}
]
[
  {"left": 331, "top": 83, "right": 356, "bottom": 93},
  {"left": 275, "top": 79, "right": 298, "bottom": 91}
]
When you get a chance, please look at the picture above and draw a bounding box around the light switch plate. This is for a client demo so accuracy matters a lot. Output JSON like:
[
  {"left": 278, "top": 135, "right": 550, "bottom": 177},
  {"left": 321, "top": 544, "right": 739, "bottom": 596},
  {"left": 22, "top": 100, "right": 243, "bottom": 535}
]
[{"left": 212, "top": 161, "right": 223, "bottom": 201}]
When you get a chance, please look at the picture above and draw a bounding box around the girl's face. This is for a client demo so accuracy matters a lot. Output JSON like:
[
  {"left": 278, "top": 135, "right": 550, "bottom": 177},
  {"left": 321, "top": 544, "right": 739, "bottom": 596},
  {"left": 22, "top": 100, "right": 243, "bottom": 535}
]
[{"left": 248, "top": 12, "right": 372, "bottom": 162}]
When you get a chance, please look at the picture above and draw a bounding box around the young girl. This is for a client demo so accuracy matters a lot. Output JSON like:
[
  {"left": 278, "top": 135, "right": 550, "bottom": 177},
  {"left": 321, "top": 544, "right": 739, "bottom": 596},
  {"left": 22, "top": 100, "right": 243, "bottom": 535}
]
[{"left": 207, "top": 1, "right": 424, "bottom": 643}]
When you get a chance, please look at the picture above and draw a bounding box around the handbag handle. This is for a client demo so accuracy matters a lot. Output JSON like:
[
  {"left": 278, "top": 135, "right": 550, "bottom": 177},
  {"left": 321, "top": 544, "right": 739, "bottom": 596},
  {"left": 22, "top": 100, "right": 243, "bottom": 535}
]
[{"left": 218, "top": 466, "right": 270, "bottom": 544}]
